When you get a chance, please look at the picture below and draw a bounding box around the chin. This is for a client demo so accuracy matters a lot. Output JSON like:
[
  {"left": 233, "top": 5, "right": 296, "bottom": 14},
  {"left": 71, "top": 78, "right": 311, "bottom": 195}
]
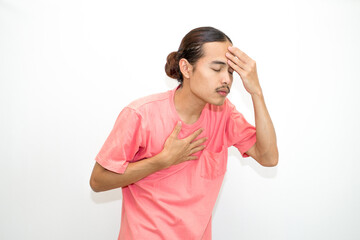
[
  {"left": 214, "top": 102, "right": 225, "bottom": 106},
  {"left": 210, "top": 98, "right": 226, "bottom": 106}
]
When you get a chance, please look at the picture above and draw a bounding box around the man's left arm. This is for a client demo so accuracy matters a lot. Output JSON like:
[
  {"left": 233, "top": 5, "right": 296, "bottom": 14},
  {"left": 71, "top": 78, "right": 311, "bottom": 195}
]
[{"left": 226, "top": 46, "right": 278, "bottom": 167}]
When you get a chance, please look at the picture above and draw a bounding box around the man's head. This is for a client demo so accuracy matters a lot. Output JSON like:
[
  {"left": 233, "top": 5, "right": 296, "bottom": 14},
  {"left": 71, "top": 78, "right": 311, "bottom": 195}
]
[{"left": 165, "top": 26, "right": 234, "bottom": 106}]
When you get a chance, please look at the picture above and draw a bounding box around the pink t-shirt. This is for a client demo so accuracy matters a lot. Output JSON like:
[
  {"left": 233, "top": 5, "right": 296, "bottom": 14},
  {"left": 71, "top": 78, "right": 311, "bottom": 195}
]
[{"left": 95, "top": 86, "right": 256, "bottom": 240}]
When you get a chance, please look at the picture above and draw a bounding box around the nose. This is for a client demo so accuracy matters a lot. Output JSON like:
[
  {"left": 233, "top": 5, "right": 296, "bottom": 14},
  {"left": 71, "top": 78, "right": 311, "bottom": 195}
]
[{"left": 221, "top": 73, "right": 232, "bottom": 85}]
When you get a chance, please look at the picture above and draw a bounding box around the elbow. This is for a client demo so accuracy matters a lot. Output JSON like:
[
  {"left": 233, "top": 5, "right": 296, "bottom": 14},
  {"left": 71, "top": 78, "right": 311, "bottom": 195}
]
[
  {"left": 261, "top": 157, "right": 278, "bottom": 167},
  {"left": 259, "top": 149, "right": 279, "bottom": 167},
  {"left": 89, "top": 172, "right": 127, "bottom": 192},
  {"left": 89, "top": 177, "right": 99, "bottom": 192},
  {"left": 90, "top": 175, "right": 104, "bottom": 193}
]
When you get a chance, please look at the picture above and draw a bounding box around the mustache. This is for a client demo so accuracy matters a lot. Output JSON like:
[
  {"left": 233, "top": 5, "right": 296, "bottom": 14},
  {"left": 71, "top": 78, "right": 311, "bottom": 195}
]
[{"left": 215, "top": 85, "right": 230, "bottom": 93}]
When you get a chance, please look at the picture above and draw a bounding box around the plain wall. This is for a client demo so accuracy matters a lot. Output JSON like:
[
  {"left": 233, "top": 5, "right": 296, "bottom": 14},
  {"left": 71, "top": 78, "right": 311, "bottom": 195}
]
[{"left": 1, "top": 0, "right": 360, "bottom": 239}]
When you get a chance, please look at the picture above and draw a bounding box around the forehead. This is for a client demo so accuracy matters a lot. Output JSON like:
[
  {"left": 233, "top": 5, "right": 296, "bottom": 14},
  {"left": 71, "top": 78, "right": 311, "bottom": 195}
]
[{"left": 199, "top": 41, "right": 233, "bottom": 64}]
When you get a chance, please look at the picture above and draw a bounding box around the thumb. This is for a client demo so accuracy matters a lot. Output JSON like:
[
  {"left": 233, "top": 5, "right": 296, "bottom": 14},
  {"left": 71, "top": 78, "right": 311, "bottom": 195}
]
[{"left": 171, "top": 121, "right": 182, "bottom": 138}]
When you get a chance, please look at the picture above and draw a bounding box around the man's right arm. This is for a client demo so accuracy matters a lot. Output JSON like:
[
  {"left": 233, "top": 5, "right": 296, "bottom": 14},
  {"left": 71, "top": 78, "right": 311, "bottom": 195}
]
[
  {"left": 90, "top": 121, "right": 206, "bottom": 192},
  {"left": 90, "top": 153, "right": 167, "bottom": 192}
]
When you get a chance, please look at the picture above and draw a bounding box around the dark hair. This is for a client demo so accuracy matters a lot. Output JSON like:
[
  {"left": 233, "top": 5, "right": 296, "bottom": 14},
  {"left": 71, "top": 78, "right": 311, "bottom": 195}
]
[{"left": 165, "top": 26, "right": 232, "bottom": 84}]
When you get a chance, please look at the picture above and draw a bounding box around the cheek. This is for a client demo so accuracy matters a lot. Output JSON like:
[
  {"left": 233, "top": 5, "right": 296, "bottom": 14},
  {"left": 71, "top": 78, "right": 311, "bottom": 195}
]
[
  {"left": 192, "top": 69, "right": 210, "bottom": 85},
  {"left": 190, "top": 75, "right": 212, "bottom": 96}
]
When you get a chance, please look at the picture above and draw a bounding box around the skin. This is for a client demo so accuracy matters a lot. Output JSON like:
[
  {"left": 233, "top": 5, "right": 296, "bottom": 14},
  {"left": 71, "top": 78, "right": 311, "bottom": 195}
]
[{"left": 90, "top": 40, "right": 278, "bottom": 192}]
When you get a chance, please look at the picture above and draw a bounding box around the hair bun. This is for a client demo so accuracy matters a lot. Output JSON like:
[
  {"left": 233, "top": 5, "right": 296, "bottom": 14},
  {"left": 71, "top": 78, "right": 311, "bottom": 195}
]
[{"left": 165, "top": 51, "right": 180, "bottom": 80}]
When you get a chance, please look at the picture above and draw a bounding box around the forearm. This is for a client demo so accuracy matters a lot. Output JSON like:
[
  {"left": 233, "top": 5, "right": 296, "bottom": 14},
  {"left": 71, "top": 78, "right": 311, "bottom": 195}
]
[
  {"left": 90, "top": 153, "right": 166, "bottom": 192},
  {"left": 251, "top": 90, "right": 278, "bottom": 164}
]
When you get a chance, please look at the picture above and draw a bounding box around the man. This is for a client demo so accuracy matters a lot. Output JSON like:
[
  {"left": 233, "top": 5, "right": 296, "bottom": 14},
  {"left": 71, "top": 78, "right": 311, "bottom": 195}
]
[{"left": 90, "top": 26, "right": 278, "bottom": 239}]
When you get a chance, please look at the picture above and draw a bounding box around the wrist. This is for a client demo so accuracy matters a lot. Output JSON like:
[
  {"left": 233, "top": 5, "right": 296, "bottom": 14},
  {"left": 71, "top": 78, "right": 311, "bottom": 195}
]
[
  {"left": 152, "top": 150, "right": 170, "bottom": 170},
  {"left": 250, "top": 89, "right": 263, "bottom": 98}
]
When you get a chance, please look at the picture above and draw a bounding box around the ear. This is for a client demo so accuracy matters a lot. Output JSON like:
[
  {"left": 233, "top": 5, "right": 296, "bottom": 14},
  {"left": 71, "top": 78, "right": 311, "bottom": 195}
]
[{"left": 179, "top": 58, "right": 193, "bottom": 79}]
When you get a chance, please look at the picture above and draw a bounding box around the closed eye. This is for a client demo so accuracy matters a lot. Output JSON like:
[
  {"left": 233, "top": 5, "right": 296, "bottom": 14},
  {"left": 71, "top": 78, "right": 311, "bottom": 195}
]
[{"left": 213, "top": 68, "right": 233, "bottom": 75}]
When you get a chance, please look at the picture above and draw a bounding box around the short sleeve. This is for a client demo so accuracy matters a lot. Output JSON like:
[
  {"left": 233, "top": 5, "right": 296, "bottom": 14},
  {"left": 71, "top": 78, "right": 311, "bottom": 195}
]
[
  {"left": 226, "top": 100, "right": 257, "bottom": 158},
  {"left": 95, "top": 107, "right": 144, "bottom": 174}
]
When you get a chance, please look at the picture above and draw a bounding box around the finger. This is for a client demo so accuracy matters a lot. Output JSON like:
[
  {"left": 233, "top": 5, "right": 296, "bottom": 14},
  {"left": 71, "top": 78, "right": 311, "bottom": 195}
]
[
  {"left": 189, "top": 145, "right": 206, "bottom": 155},
  {"left": 228, "top": 46, "right": 252, "bottom": 63},
  {"left": 227, "top": 59, "right": 246, "bottom": 76},
  {"left": 190, "top": 137, "right": 207, "bottom": 148},
  {"left": 226, "top": 52, "right": 248, "bottom": 71},
  {"left": 170, "top": 121, "right": 182, "bottom": 138},
  {"left": 187, "top": 155, "right": 199, "bottom": 161},
  {"left": 185, "top": 128, "right": 204, "bottom": 142}
]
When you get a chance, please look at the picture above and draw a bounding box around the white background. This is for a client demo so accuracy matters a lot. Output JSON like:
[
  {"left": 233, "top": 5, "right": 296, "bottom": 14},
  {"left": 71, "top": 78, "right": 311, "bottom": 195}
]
[{"left": 1, "top": 0, "right": 360, "bottom": 239}]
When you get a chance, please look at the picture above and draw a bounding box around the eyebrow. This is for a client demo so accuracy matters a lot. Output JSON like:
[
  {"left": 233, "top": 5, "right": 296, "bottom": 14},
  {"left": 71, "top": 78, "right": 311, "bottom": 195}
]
[
  {"left": 210, "top": 60, "right": 234, "bottom": 71},
  {"left": 210, "top": 60, "right": 227, "bottom": 66}
]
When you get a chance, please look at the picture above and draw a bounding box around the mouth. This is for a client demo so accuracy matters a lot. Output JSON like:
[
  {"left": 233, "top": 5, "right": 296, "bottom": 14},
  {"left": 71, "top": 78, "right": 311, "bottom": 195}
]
[
  {"left": 217, "top": 90, "right": 228, "bottom": 96},
  {"left": 216, "top": 86, "right": 230, "bottom": 96}
]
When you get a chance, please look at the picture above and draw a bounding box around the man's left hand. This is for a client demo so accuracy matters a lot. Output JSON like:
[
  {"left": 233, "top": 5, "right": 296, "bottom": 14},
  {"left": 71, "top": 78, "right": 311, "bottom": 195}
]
[{"left": 226, "top": 46, "right": 262, "bottom": 96}]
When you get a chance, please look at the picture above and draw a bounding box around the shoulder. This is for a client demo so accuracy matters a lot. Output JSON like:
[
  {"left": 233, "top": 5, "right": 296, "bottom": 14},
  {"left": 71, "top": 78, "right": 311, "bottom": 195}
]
[
  {"left": 115, "top": 91, "right": 170, "bottom": 127},
  {"left": 126, "top": 90, "right": 171, "bottom": 111}
]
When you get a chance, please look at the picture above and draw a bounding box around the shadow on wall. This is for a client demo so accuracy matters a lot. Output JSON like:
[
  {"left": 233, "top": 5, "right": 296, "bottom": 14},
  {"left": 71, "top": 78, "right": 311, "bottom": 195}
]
[
  {"left": 228, "top": 146, "right": 278, "bottom": 178},
  {"left": 90, "top": 187, "right": 123, "bottom": 204}
]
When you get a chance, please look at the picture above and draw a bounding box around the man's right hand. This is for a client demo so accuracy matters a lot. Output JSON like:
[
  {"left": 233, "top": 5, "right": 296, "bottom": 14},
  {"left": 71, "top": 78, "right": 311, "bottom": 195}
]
[{"left": 158, "top": 121, "right": 207, "bottom": 169}]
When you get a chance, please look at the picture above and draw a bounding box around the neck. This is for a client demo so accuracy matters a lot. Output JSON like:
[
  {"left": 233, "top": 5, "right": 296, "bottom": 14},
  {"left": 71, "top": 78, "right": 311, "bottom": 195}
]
[{"left": 174, "top": 84, "right": 206, "bottom": 125}]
